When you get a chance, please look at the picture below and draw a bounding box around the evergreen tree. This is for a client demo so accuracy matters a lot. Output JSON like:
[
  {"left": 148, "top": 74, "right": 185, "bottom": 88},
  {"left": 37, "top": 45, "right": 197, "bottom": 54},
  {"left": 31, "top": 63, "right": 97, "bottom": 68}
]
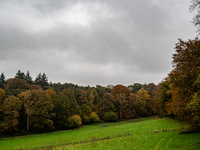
[
  {"left": 0, "top": 73, "right": 6, "bottom": 89},
  {"left": 25, "top": 70, "right": 32, "bottom": 84},
  {"left": 128, "top": 83, "right": 142, "bottom": 94},
  {"left": 35, "top": 73, "right": 42, "bottom": 85},
  {"left": 41, "top": 73, "right": 48, "bottom": 87},
  {"left": 15, "top": 70, "right": 25, "bottom": 80},
  {"left": 35, "top": 73, "right": 49, "bottom": 88}
]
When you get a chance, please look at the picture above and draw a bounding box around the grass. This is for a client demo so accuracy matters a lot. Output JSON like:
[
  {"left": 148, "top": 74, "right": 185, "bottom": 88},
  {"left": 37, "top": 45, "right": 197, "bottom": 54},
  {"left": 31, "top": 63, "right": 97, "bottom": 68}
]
[{"left": 0, "top": 117, "right": 199, "bottom": 150}]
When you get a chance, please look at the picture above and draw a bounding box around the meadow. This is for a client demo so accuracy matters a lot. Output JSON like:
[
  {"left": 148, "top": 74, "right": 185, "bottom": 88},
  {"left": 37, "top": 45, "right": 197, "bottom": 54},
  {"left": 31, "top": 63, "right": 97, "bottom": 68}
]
[{"left": 0, "top": 117, "right": 199, "bottom": 150}]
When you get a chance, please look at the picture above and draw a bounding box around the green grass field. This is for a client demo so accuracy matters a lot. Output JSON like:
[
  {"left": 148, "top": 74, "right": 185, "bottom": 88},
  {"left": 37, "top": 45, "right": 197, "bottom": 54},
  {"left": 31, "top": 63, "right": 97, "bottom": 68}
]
[{"left": 0, "top": 117, "right": 199, "bottom": 150}]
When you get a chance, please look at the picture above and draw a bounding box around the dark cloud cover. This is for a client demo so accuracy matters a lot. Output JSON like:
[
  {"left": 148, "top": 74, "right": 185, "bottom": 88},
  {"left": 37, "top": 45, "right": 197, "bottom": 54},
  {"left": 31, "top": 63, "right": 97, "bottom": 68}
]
[{"left": 0, "top": 0, "right": 197, "bottom": 86}]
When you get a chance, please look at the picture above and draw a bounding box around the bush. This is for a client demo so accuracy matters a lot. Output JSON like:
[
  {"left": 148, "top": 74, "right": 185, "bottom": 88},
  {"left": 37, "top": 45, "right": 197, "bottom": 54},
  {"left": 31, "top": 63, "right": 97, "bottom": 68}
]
[
  {"left": 67, "top": 115, "right": 82, "bottom": 128},
  {"left": 103, "top": 111, "right": 118, "bottom": 122},
  {"left": 82, "top": 115, "right": 90, "bottom": 124},
  {"left": 89, "top": 112, "right": 100, "bottom": 123}
]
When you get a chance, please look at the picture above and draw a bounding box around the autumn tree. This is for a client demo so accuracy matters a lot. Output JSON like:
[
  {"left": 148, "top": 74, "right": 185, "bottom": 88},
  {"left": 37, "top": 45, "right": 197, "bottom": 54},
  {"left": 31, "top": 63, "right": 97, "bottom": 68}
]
[
  {"left": 5, "top": 78, "right": 29, "bottom": 96},
  {"left": 111, "top": 85, "right": 131, "bottom": 119},
  {"left": 186, "top": 92, "right": 200, "bottom": 127},
  {"left": 76, "top": 89, "right": 88, "bottom": 106},
  {"left": 111, "top": 85, "right": 131, "bottom": 98},
  {"left": 87, "top": 88, "right": 99, "bottom": 113},
  {"left": 18, "top": 90, "right": 32, "bottom": 131},
  {"left": 102, "top": 93, "right": 115, "bottom": 113},
  {"left": 142, "top": 83, "right": 157, "bottom": 97},
  {"left": 81, "top": 104, "right": 91, "bottom": 124},
  {"left": 115, "top": 93, "right": 127, "bottom": 119},
  {"left": 168, "top": 38, "right": 200, "bottom": 121},
  {"left": 0, "top": 88, "right": 5, "bottom": 104},
  {"left": 125, "top": 93, "right": 137, "bottom": 118},
  {"left": 53, "top": 89, "right": 81, "bottom": 129},
  {"left": 87, "top": 88, "right": 99, "bottom": 104},
  {"left": 87, "top": 90, "right": 95, "bottom": 109},
  {"left": 0, "top": 96, "right": 22, "bottom": 132},
  {"left": 46, "top": 89, "right": 57, "bottom": 98},
  {"left": 29, "top": 84, "right": 42, "bottom": 91},
  {"left": 186, "top": 74, "right": 200, "bottom": 127},
  {"left": 153, "top": 80, "right": 171, "bottom": 116},
  {"left": 0, "top": 89, "right": 5, "bottom": 122},
  {"left": 136, "top": 89, "right": 151, "bottom": 117},
  {"left": 80, "top": 88, "right": 100, "bottom": 124},
  {"left": 18, "top": 90, "right": 54, "bottom": 131},
  {"left": 6, "top": 78, "right": 29, "bottom": 90}
]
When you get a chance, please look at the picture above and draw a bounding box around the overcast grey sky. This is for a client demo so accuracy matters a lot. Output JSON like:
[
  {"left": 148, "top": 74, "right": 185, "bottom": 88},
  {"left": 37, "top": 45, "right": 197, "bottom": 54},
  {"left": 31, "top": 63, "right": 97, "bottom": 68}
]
[{"left": 0, "top": 0, "right": 197, "bottom": 87}]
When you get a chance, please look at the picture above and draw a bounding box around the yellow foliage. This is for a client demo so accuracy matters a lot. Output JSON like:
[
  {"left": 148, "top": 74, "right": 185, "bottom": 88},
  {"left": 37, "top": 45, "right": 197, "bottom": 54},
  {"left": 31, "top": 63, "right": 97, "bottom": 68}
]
[
  {"left": 46, "top": 89, "right": 56, "bottom": 98},
  {"left": 67, "top": 114, "right": 82, "bottom": 128},
  {"left": 89, "top": 112, "right": 100, "bottom": 123},
  {"left": 1, "top": 96, "right": 22, "bottom": 132},
  {"left": 0, "top": 88, "right": 5, "bottom": 103}
]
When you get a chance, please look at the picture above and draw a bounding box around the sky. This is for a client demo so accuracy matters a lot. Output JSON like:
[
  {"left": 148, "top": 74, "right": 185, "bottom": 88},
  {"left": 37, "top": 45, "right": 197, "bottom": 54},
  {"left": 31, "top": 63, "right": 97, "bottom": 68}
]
[{"left": 0, "top": 0, "right": 198, "bottom": 87}]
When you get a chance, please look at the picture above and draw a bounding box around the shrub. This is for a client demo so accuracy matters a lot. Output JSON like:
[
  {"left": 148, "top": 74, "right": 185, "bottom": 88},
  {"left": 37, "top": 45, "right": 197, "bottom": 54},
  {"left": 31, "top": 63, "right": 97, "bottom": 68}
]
[
  {"left": 67, "top": 115, "right": 82, "bottom": 128},
  {"left": 89, "top": 112, "right": 100, "bottom": 123},
  {"left": 103, "top": 111, "right": 118, "bottom": 122},
  {"left": 82, "top": 115, "right": 90, "bottom": 124}
]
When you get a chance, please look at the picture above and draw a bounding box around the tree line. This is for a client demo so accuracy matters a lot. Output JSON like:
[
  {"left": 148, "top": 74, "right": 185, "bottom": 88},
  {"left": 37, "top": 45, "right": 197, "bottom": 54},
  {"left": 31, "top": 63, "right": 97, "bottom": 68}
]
[{"left": 0, "top": 69, "right": 159, "bottom": 134}]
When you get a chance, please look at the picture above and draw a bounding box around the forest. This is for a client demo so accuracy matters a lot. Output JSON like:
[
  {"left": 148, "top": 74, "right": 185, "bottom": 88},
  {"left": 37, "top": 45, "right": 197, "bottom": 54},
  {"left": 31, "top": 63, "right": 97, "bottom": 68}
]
[{"left": 0, "top": 38, "right": 200, "bottom": 136}]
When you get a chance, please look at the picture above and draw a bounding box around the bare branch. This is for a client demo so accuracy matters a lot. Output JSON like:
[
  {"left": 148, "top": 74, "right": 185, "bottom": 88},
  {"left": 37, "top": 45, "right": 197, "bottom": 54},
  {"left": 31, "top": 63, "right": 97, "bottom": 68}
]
[{"left": 189, "top": 0, "right": 200, "bottom": 11}]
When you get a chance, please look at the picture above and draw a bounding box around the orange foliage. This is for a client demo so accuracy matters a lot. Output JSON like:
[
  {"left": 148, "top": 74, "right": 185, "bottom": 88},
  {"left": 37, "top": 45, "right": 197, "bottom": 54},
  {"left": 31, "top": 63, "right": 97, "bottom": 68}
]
[
  {"left": 29, "top": 84, "right": 42, "bottom": 90},
  {"left": 0, "top": 88, "right": 5, "bottom": 112},
  {"left": 0, "top": 88, "right": 5, "bottom": 103},
  {"left": 165, "top": 102, "right": 172, "bottom": 115},
  {"left": 111, "top": 84, "right": 130, "bottom": 98},
  {"left": 167, "top": 38, "right": 200, "bottom": 120}
]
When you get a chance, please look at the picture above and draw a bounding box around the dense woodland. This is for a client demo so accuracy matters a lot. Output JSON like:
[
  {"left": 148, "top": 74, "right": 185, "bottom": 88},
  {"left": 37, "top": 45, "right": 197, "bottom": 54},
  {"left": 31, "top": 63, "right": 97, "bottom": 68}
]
[{"left": 0, "top": 38, "right": 200, "bottom": 136}]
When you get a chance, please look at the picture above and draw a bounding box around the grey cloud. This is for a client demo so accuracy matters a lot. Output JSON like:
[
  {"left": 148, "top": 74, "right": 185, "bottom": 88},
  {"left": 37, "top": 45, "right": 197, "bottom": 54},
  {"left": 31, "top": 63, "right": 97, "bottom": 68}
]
[{"left": 0, "top": 0, "right": 197, "bottom": 86}]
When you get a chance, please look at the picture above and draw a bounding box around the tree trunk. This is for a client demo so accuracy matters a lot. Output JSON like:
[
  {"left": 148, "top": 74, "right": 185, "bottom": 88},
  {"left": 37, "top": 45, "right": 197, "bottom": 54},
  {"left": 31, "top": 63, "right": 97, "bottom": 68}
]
[{"left": 27, "top": 113, "right": 29, "bottom": 130}]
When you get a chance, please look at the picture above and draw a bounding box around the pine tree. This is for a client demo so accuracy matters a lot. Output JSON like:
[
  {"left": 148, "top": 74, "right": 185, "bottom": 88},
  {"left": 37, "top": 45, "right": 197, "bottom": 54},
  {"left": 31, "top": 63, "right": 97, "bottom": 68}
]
[
  {"left": 15, "top": 70, "right": 25, "bottom": 79},
  {"left": 35, "top": 73, "right": 48, "bottom": 87},
  {"left": 35, "top": 73, "right": 42, "bottom": 85},
  {"left": 41, "top": 73, "right": 48, "bottom": 87},
  {"left": 0, "top": 73, "right": 6, "bottom": 89},
  {"left": 25, "top": 70, "right": 32, "bottom": 84}
]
